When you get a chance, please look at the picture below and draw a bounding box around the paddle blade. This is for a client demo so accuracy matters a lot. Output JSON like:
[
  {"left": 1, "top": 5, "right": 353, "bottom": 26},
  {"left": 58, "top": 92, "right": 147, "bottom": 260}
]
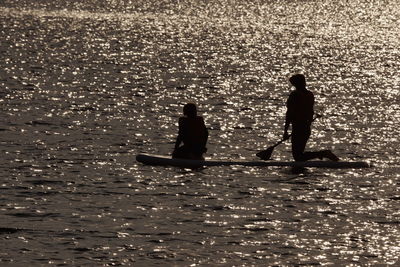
[{"left": 256, "top": 147, "right": 274, "bottom": 160}]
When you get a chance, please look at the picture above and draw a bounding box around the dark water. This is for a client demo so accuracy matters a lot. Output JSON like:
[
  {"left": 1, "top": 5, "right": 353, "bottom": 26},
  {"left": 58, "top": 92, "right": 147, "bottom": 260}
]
[{"left": 1, "top": 1, "right": 399, "bottom": 265}]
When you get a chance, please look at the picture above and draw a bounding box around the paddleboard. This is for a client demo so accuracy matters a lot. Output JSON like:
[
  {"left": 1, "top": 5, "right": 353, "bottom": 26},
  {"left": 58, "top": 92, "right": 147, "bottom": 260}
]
[{"left": 136, "top": 153, "right": 370, "bottom": 169}]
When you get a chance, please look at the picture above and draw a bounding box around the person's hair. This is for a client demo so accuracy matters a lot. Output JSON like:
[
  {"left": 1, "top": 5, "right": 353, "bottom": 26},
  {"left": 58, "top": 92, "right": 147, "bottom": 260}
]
[
  {"left": 183, "top": 103, "right": 197, "bottom": 117},
  {"left": 289, "top": 74, "right": 306, "bottom": 89}
]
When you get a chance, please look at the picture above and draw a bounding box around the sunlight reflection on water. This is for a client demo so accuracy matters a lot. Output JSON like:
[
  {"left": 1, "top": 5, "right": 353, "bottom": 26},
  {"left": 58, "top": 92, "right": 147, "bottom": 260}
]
[{"left": 0, "top": 0, "right": 399, "bottom": 265}]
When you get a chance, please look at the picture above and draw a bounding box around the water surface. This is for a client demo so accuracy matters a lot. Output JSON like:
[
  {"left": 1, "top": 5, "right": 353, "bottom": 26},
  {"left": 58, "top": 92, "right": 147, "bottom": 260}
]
[{"left": 0, "top": 0, "right": 399, "bottom": 265}]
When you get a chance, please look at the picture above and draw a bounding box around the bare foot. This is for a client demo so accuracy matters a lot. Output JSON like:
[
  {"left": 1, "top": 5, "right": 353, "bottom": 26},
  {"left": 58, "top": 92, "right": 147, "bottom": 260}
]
[{"left": 324, "top": 150, "right": 339, "bottom": 161}]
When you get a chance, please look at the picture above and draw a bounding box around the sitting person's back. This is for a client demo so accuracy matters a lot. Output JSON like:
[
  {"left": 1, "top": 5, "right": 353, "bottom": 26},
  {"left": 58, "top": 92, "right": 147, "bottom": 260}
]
[{"left": 173, "top": 103, "right": 208, "bottom": 159}]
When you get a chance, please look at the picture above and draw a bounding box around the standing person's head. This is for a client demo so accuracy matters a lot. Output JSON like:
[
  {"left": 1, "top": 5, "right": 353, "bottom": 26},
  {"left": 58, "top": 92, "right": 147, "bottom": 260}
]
[
  {"left": 289, "top": 74, "right": 306, "bottom": 90},
  {"left": 183, "top": 103, "right": 197, "bottom": 118}
]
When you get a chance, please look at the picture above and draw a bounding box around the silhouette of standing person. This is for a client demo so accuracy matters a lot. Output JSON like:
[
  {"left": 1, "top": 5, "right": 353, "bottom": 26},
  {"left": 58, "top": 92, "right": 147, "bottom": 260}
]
[
  {"left": 173, "top": 103, "right": 208, "bottom": 160},
  {"left": 284, "top": 74, "right": 339, "bottom": 161}
]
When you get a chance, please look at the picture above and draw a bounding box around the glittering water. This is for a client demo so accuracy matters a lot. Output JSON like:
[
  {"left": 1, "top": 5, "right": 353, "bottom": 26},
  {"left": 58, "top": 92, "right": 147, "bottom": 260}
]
[{"left": 1, "top": 0, "right": 399, "bottom": 265}]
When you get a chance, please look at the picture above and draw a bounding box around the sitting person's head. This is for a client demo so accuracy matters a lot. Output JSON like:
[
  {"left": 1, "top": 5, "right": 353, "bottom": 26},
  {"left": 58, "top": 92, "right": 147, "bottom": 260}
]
[
  {"left": 183, "top": 103, "right": 197, "bottom": 118},
  {"left": 289, "top": 74, "right": 306, "bottom": 90}
]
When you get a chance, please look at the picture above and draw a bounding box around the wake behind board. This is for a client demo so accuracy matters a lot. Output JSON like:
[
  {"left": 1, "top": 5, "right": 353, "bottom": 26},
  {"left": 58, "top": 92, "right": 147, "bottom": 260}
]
[{"left": 136, "top": 153, "right": 370, "bottom": 169}]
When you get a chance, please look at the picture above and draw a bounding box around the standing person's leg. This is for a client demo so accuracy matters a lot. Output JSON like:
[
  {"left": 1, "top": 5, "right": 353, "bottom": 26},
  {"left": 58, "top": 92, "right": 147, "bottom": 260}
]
[
  {"left": 291, "top": 125, "right": 311, "bottom": 161},
  {"left": 292, "top": 124, "right": 339, "bottom": 161},
  {"left": 291, "top": 124, "right": 328, "bottom": 161},
  {"left": 173, "top": 145, "right": 206, "bottom": 160},
  {"left": 172, "top": 146, "right": 188, "bottom": 158}
]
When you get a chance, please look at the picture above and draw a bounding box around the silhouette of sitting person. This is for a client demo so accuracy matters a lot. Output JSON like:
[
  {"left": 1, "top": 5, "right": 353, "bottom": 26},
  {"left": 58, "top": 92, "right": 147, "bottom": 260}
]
[
  {"left": 283, "top": 74, "right": 339, "bottom": 162},
  {"left": 172, "top": 103, "right": 208, "bottom": 160}
]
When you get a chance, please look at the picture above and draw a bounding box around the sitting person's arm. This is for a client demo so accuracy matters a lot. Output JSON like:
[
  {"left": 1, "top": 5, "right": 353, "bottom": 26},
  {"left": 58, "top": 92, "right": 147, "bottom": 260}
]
[
  {"left": 202, "top": 118, "right": 208, "bottom": 148},
  {"left": 175, "top": 117, "right": 185, "bottom": 149}
]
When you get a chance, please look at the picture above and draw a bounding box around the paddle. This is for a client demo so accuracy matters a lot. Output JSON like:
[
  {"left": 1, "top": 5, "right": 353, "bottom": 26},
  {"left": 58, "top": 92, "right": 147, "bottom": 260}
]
[{"left": 256, "top": 114, "right": 322, "bottom": 160}]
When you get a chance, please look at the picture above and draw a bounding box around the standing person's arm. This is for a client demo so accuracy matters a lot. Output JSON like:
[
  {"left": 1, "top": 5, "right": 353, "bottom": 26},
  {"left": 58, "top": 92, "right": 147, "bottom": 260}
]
[
  {"left": 283, "top": 93, "right": 294, "bottom": 140},
  {"left": 283, "top": 112, "right": 290, "bottom": 140},
  {"left": 310, "top": 92, "right": 315, "bottom": 122}
]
